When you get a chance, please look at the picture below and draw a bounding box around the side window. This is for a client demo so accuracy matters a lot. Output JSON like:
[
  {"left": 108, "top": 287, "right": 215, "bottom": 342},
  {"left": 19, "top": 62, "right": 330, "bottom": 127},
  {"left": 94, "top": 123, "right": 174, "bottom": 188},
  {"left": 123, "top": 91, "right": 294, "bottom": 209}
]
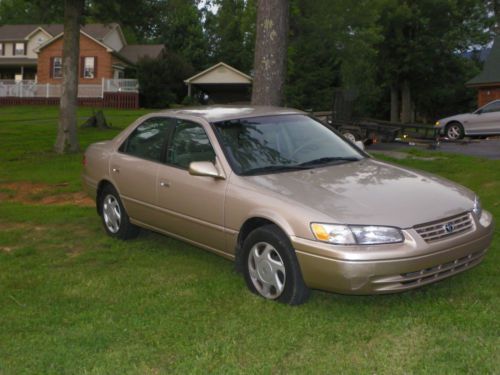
[
  {"left": 119, "top": 117, "right": 172, "bottom": 162},
  {"left": 167, "top": 120, "right": 216, "bottom": 169},
  {"left": 481, "top": 101, "right": 500, "bottom": 114}
]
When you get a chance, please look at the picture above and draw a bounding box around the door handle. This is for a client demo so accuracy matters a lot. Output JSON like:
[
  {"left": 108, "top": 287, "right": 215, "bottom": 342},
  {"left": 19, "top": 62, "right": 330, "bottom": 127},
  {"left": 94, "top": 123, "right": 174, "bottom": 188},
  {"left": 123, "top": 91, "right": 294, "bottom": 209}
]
[
  {"left": 160, "top": 181, "right": 170, "bottom": 188},
  {"left": 112, "top": 167, "right": 120, "bottom": 173}
]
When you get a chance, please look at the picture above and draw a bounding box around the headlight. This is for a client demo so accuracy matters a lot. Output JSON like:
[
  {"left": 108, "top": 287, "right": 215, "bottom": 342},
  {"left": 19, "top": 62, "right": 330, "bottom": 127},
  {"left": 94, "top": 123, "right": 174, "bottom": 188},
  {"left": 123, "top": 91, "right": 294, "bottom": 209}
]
[
  {"left": 311, "top": 223, "right": 404, "bottom": 245},
  {"left": 473, "top": 196, "right": 482, "bottom": 217},
  {"left": 435, "top": 121, "right": 441, "bottom": 127}
]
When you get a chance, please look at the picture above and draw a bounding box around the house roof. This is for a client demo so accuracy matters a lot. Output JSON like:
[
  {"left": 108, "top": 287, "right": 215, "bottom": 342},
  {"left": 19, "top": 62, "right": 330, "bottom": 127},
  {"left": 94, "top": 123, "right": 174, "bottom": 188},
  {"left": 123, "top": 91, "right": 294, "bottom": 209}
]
[
  {"left": 118, "top": 44, "right": 165, "bottom": 64},
  {"left": 0, "top": 57, "right": 37, "bottom": 66},
  {"left": 0, "top": 23, "right": 119, "bottom": 42},
  {"left": 35, "top": 29, "right": 114, "bottom": 53},
  {"left": 467, "top": 36, "right": 500, "bottom": 87},
  {"left": 0, "top": 24, "right": 62, "bottom": 41},
  {"left": 184, "top": 62, "right": 252, "bottom": 85}
]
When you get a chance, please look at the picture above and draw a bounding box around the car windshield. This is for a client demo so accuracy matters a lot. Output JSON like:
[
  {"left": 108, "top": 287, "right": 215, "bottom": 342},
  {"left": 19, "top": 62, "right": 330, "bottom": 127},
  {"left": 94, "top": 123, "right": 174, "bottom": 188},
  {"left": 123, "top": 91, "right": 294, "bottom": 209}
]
[{"left": 213, "top": 114, "right": 364, "bottom": 175}]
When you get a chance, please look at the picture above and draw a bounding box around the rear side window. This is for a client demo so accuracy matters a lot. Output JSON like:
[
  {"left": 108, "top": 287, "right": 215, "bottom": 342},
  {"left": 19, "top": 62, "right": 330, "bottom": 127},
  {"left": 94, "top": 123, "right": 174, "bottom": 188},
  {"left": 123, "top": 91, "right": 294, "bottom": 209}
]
[
  {"left": 167, "top": 120, "right": 216, "bottom": 169},
  {"left": 119, "top": 117, "right": 173, "bottom": 162}
]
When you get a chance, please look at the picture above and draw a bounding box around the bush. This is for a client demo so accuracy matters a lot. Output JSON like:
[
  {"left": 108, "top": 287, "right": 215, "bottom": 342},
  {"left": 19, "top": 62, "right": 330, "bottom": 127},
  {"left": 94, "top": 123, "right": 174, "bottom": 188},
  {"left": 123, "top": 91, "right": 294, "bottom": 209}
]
[{"left": 136, "top": 50, "right": 195, "bottom": 108}]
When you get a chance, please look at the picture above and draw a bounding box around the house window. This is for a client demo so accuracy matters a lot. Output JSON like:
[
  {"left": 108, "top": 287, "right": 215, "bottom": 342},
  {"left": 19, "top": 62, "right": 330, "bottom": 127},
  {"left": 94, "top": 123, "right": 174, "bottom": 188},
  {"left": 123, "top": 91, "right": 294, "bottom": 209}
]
[
  {"left": 52, "top": 57, "right": 63, "bottom": 79},
  {"left": 14, "top": 42, "right": 26, "bottom": 55},
  {"left": 83, "top": 57, "right": 96, "bottom": 79},
  {"left": 0, "top": 43, "right": 3, "bottom": 56}
]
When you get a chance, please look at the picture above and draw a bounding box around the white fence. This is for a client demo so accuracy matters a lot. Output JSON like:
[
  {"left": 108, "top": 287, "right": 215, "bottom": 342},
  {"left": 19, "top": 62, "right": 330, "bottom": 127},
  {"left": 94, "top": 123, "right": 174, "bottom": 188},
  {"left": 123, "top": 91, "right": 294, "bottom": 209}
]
[{"left": 0, "top": 79, "right": 138, "bottom": 98}]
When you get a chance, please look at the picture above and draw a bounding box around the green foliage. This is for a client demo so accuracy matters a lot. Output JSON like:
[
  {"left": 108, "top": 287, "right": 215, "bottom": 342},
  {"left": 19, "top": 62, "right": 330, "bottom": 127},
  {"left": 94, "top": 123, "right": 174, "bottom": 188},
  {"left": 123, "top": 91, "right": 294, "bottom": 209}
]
[
  {"left": 204, "top": 0, "right": 256, "bottom": 73},
  {"left": 86, "top": 0, "right": 165, "bottom": 42},
  {"left": 375, "top": 0, "right": 492, "bottom": 119},
  {"left": 0, "top": 0, "right": 63, "bottom": 23},
  {"left": 181, "top": 95, "right": 198, "bottom": 106},
  {"left": 136, "top": 52, "right": 195, "bottom": 109},
  {"left": 0, "top": 0, "right": 497, "bottom": 114},
  {"left": 155, "top": 0, "right": 208, "bottom": 70},
  {"left": 286, "top": 0, "right": 383, "bottom": 112}
]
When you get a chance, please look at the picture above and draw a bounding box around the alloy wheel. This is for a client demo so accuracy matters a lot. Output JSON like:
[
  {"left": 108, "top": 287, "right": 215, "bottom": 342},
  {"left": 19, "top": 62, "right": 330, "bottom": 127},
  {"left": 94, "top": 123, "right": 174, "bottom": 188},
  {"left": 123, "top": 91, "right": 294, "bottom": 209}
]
[
  {"left": 247, "top": 242, "right": 286, "bottom": 299},
  {"left": 102, "top": 194, "right": 121, "bottom": 233},
  {"left": 447, "top": 124, "right": 462, "bottom": 140}
]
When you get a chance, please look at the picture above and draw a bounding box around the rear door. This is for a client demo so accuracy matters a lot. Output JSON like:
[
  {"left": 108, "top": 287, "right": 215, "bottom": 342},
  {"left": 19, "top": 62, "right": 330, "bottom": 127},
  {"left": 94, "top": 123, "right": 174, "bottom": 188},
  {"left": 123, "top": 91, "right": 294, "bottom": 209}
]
[
  {"left": 110, "top": 117, "right": 174, "bottom": 225},
  {"left": 155, "top": 118, "right": 228, "bottom": 253}
]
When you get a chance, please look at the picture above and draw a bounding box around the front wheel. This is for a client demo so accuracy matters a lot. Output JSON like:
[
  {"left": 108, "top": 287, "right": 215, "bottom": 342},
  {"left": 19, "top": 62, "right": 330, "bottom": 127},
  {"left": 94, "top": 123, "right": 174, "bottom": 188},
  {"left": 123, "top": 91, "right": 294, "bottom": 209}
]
[
  {"left": 445, "top": 122, "right": 464, "bottom": 140},
  {"left": 100, "top": 185, "right": 140, "bottom": 240},
  {"left": 242, "top": 225, "right": 310, "bottom": 305}
]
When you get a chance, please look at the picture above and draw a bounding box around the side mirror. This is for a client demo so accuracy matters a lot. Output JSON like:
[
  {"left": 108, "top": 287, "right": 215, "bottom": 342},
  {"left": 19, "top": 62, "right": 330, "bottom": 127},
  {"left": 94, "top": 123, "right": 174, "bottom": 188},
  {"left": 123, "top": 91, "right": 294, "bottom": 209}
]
[
  {"left": 189, "top": 161, "right": 225, "bottom": 179},
  {"left": 355, "top": 140, "right": 365, "bottom": 151}
]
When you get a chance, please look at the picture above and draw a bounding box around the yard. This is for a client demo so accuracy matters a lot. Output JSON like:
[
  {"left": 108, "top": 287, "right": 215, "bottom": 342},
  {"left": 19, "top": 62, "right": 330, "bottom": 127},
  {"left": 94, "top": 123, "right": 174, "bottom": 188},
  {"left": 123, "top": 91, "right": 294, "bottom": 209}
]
[{"left": 0, "top": 106, "right": 498, "bottom": 374}]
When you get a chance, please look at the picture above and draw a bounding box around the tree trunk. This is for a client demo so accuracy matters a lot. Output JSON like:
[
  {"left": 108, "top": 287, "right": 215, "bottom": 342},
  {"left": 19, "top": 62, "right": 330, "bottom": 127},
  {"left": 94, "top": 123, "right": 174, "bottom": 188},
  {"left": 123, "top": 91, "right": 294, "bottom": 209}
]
[
  {"left": 55, "top": 0, "right": 84, "bottom": 154},
  {"left": 390, "top": 84, "right": 399, "bottom": 123},
  {"left": 251, "top": 0, "right": 289, "bottom": 106},
  {"left": 401, "top": 80, "right": 412, "bottom": 124}
]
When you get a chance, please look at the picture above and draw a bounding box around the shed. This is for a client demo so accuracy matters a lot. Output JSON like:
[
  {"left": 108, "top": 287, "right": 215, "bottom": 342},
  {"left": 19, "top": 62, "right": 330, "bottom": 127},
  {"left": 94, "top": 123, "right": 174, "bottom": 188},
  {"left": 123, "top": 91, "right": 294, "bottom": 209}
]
[
  {"left": 184, "top": 62, "right": 252, "bottom": 104},
  {"left": 466, "top": 36, "right": 500, "bottom": 107}
]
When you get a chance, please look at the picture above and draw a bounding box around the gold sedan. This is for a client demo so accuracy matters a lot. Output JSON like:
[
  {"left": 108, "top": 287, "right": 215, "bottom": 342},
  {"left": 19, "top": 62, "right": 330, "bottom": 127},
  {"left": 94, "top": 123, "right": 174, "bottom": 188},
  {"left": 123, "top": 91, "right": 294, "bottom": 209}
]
[{"left": 82, "top": 106, "right": 495, "bottom": 305}]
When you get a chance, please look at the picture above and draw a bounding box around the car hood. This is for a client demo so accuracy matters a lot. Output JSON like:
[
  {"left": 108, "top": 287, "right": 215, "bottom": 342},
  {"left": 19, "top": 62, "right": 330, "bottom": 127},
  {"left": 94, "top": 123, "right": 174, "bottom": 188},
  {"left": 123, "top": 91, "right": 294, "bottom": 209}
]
[
  {"left": 242, "top": 159, "right": 475, "bottom": 228},
  {"left": 438, "top": 113, "right": 473, "bottom": 124}
]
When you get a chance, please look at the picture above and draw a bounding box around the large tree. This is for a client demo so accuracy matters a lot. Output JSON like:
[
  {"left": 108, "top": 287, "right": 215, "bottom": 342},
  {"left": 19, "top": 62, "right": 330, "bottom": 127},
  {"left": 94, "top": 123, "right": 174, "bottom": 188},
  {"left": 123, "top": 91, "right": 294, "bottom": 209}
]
[
  {"left": 286, "top": 0, "right": 381, "bottom": 112},
  {"left": 251, "top": 0, "right": 289, "bottom": 106},
  {"left": 54, "top": 0, "right": 84, "bottom": 154},
  {"left": 376, "top": 0, "right": 491, "bottom": 122}
]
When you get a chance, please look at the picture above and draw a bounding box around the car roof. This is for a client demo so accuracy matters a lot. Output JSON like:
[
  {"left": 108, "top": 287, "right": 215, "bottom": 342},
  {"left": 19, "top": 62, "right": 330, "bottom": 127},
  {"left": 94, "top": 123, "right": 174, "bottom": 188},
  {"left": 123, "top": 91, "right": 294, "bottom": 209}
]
[{"left": 157, "top": 105, "right": 306, "bottom": 123}]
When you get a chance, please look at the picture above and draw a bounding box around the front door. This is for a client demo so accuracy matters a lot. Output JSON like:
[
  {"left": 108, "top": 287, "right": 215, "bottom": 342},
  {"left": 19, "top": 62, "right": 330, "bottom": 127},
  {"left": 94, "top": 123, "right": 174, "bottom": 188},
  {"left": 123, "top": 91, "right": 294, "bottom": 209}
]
[{"left": 156, "top": 119, "right": 228, "bottom": 253}]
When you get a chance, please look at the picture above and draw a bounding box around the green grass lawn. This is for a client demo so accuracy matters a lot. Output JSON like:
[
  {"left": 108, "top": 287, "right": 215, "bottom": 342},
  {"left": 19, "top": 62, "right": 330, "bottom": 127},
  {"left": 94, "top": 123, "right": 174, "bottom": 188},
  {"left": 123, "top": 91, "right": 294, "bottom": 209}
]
[{"left": 0, "top": 106, "right": 499, "bottom": 374}]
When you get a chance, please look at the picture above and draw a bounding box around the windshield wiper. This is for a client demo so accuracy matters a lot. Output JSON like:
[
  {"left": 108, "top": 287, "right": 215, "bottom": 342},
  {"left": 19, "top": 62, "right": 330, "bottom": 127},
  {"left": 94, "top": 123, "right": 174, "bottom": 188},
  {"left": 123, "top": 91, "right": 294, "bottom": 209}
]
[
  {"left": 298, "top": 156, "right": 361, "bottom": 167},
  {"left": 241, "top": 157, "right": 361, "bottom": 175},
  {"left": 241, "top": 164, "right": 310, "bottom": 176}
]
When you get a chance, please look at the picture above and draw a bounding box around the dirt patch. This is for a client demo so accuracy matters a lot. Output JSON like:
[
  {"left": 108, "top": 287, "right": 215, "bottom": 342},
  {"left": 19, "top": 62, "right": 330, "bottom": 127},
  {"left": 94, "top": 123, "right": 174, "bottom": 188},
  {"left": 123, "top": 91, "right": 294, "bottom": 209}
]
[{"left": 0, "top": 182, "right": 93, "bottom": 207}]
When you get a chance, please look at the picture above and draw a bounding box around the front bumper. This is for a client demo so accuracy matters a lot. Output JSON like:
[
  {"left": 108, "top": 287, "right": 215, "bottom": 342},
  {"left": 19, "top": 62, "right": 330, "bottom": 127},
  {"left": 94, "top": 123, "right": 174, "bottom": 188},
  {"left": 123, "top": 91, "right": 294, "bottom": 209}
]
[{"left": 292, "top": 212, "right": 494, "bottom": 294}]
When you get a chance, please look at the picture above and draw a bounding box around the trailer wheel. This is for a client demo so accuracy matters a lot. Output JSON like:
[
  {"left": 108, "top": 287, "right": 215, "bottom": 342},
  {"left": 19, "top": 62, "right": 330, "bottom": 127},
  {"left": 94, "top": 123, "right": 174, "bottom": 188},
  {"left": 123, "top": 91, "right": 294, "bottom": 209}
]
[{"left": 341, "top": 131, "right": 358, "bottom": 143}]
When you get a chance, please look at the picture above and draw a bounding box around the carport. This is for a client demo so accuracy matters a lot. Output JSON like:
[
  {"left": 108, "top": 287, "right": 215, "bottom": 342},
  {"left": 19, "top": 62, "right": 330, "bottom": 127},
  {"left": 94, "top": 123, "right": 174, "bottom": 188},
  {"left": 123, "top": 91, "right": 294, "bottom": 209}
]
[{"left": 184, "top": 62, "right": 252, "bottom": 104}]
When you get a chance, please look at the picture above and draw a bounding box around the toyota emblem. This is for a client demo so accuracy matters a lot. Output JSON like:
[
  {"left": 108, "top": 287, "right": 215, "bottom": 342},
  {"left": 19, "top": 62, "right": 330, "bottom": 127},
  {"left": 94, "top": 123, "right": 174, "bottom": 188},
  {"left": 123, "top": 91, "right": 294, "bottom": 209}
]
[{"left": 444, "top": 222, "right": 454, "bottom": 233}]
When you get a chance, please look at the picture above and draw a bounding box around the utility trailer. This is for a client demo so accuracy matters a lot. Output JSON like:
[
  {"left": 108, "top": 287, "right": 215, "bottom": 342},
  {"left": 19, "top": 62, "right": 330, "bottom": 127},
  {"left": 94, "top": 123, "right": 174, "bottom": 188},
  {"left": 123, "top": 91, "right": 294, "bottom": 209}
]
[
  {"left": 311, "top": 88, "right": 438, "bottom": 144},
  {"left": 313, "top": 111, "right": 438, "bottom": 144}
]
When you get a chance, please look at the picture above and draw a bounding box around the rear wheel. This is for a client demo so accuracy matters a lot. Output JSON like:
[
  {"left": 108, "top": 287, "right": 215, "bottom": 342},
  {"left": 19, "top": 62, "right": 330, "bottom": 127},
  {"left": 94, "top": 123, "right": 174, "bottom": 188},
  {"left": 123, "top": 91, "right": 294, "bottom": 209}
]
[
  {"left": 100, "top": 185, "right": 140, "bottom": 239},
  {"left": 445, "top": 122, "right": 464, "bottom": 140},
  {"left": 242, "top": 225, "right": 310, "bottom": 305}
]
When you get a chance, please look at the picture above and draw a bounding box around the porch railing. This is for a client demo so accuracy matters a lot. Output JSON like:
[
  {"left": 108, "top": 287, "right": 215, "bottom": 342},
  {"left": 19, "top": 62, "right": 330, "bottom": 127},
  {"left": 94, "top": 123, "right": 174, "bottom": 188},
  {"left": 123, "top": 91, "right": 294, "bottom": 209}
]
[{"left": 0, "top": 78, "right": 139, "bottom": 98}]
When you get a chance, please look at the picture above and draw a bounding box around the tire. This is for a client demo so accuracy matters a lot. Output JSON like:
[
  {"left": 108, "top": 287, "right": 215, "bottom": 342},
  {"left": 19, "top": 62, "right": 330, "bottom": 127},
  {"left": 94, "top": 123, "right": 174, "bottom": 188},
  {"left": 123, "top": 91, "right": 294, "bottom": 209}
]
[
  {"left": 342, "top": 131, "right": 358, "bottom": 143},
  {"left": 242, "top": 225, "right": 310, "bottom": 305},
  {"left": 99, "top": 185, "right": 140, "bottom": 240},
  {"left": 445, "top": 122, "right": 464, "bottom": 140}
]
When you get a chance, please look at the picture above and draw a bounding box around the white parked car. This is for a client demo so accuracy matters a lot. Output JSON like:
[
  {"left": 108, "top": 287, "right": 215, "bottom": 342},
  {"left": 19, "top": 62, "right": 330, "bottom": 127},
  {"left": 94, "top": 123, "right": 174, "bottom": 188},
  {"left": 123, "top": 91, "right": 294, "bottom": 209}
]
[{"left": 435, "top": 100, "right": 500, "bottom": 140}]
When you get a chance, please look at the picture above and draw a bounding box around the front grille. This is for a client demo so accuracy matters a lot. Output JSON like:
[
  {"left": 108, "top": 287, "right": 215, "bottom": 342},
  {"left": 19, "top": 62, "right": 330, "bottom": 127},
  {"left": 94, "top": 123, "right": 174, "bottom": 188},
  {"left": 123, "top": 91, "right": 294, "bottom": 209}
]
[
  {"left": 399, "top": 250, "right": 484, "bottom": 287},
  {"left": 414, "top": 212, "right": 473, "bottom": 242},
  {"left": 371, "top": 249, "right": 486, "bottom": 292}
]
